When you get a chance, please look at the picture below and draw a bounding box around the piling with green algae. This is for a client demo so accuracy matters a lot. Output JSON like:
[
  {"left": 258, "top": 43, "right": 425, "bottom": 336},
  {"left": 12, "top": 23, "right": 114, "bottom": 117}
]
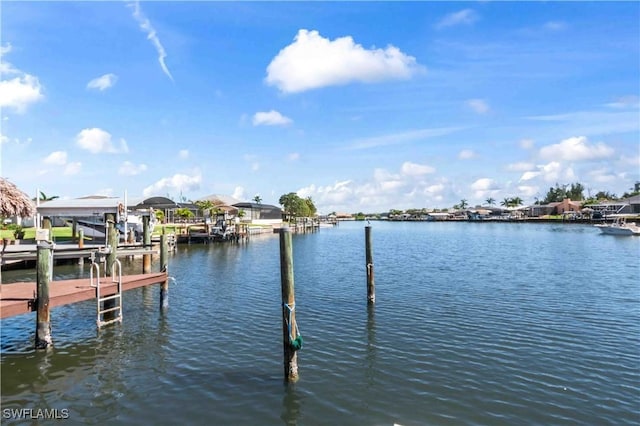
[{"left": 280, "top": 226, "right": 301, "bottom": 382}]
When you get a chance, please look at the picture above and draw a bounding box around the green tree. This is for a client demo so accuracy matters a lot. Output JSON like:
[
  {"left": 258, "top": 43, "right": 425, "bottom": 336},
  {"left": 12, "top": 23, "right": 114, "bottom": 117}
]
[
  {"left": 278, "top": 192, "right": 316, "bottom": 221},
  {"left": 485, "top": 197, "right": 495, "bottom": 206},
  {"left": 253, "top": 195, "right": 262, "bottom": 204},
  {"left": 510, "top": 196, "right": 523, "bottom": 207},
  {"left": 175, "top": 208, "right": 194, "bottom": 220},
  {"left": 35, "top": 191, "right": 59, "bottom": 202},
  {"left": 195, "top": 200, "right": 214, "bottom": 218},
  {"left": 304, "top": 197, "right": 317, "bottom": 217},
  {"left": 459, "top": 199, "right": 468, "bottom": 209}
]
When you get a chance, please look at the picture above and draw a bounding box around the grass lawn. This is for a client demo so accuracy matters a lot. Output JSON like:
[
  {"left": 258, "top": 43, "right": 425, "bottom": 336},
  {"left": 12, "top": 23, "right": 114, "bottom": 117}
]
[{"left": 0, "top": 227, "right": 73, "bottom": 241}]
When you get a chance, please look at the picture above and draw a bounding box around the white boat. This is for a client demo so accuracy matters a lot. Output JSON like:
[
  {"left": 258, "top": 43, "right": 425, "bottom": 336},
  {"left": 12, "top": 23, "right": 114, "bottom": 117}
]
[
  {"left": 594, "top": 217, "right": 640, "bottom": 236},
  {"left": 71, "top": 214, "right": 155, "bottom": 241}
]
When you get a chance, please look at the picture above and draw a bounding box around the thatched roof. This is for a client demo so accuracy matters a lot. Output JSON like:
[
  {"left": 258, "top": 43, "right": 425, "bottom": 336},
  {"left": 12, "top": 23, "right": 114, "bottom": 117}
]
[{"left": 0, "top": 178, "right": 36, "bottom": 218}]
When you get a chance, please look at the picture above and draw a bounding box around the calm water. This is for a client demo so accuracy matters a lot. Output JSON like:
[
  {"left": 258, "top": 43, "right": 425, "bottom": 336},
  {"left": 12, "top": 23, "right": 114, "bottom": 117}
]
[{"left": 1, "top": 221, "right": 639, "bottom": 425}]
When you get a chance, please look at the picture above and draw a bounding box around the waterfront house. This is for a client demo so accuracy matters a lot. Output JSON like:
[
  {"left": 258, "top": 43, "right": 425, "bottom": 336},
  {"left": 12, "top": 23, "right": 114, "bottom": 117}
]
[{"left": 232, "top": 202, "right": 283, "bottom": 226}]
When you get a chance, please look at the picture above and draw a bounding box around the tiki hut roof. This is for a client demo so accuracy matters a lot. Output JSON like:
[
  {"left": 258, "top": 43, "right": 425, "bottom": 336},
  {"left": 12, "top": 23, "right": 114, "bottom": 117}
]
[{"left": 0, "top": 178, "right": 36, "bottom": 218}]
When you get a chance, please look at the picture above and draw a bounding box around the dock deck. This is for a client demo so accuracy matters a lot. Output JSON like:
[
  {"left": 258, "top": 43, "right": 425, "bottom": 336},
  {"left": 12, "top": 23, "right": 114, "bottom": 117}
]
[{"left": 0, "top": 272, "right": 168, "bottom": 319}]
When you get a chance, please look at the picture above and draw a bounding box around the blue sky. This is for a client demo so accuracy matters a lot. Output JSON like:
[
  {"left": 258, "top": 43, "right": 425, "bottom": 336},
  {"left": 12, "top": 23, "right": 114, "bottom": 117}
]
[{"left": 1, "top": 1, "right": 638, "bottom": 214}]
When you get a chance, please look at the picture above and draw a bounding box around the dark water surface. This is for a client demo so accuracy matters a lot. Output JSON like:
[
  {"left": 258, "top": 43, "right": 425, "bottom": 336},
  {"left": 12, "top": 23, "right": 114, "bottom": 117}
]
[{"left": 1, "top": 221, "right": 639, "bottom": 425}]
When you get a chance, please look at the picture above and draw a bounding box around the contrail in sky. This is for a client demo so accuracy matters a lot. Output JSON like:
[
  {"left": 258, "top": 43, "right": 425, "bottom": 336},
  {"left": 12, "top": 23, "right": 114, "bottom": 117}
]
[{"left": 128, "top": 1, "right": 174, "bottom": 82}]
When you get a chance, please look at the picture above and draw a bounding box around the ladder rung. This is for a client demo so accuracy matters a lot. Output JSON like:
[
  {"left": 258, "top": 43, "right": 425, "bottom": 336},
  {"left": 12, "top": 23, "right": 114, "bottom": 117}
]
[
  {"left": 98, "top": 318, "right": 122, "bottom": 327},
  {"left": 99, "top": 306, "right": 121, "bottom": 315},
  {"left": 99, "top": 295, "right": 121, "bottom": 302}
]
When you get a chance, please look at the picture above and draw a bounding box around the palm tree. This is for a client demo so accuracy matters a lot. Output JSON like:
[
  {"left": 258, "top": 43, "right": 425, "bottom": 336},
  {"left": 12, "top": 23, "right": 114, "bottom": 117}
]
[
  {"left": 253, "top": 195, "right": 262, "bottom": 204},
  {"left": 485, "top": 197, "right": 495, "bottom": 206},
  {"left": 511, "top": 196, "right": 523, "bottom": 207},
  {"left": 501, "top": 197, "right": 512, "bottom": 208},
  {"left": 35, "top": 191, "right": 59, "bottom": 202},
  {"left": 459, "top": 199, "right": 468, "bottom": 210}
]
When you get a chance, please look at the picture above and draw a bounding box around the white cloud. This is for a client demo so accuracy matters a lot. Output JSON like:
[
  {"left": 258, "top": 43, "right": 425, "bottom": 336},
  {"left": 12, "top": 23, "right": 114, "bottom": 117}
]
[
  {"left": 179, "top": 149, "right": 189, "bottom": 159},
  {"left": 64, "top": 162, "right": 82, "bottom": 175},
  {"left": 287, "top": 153, "right": 300, "bottom": 161},
  {"left": 538, "top": 136, "right": 614, "bottom": 162},
  {"left": 470, "top": 178, "right": 500, "bottom": 199},
  {"left": 76, "top": 128, "right": 128, "bottom": 154},
  {"left": 127, "top": 1, "right": 173, "bottom": 81},
  {"left": 143, "top": 172, "right": 201, "bottom": 197},
  {"left": 466, "top": 98, "right": 490, "bottom": 114},
  {"left": 243, "top": 154, "right": 260, "bottom": 171},
  {"left": 0, "top": 75, "right": 44, "bottom": 113},
  {"left": 517, "top": 185, "right": 538, "bottom": 198},
  {"left": 0, "top": 43, "right": 44, "bottom": 113},
  {"left": 118, "top": 161, "right": 147, "bottom": 176},
  {"left": 252, "top": 110, "right": 292, "bottom": 126},
  {"left": 400, "top": 161, "right": 435, "bottom": 176},
  {"left": 425, "top": 183, "right": 445, "bottom": 194},
  {"left": 265, "top": 29, "right": 424, "bottom": 93},
  {"left": 507, "top": 162, "right": 535, "bottom": 172},
  {"left": 520, "top": 138, "right": 535, "bottom": 149},
  {"left": 519, "top": 170, "right": 540, "bottom": 181},
  {"left": 346, "top": 127, "right": 461, "bottom": 150},
  {"left": 87, "top": 73, "right": 118, "bottom": 91},
  {"left": 436, "top": 9, "right": 479, "bottom": 29},
  {"left": 605, "top": 95, "right": 639, "bottom": 109},
  {"left": 43, "top": 151, "right": 68, "bottom": 165},
  {"left": 535, "top": 161, "right": 577, "bottom": 183},
  {"left": 543, "top": 21, "right": 567, "bottom": 31},
  {"left": 232, "top": 186, "right": 245, "bottom": 200},
  {"left": 458, "top": 149, "right": 476, "bottom": 160}
]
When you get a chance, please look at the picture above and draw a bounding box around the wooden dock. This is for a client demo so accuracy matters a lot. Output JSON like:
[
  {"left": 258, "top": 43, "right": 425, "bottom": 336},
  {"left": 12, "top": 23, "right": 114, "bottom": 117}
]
[
  {"left": 0, "top": 272, "right": 167, "bottom": 319},
  {"left": 1, "top": 243, "right": 159, "bottom": 270}
]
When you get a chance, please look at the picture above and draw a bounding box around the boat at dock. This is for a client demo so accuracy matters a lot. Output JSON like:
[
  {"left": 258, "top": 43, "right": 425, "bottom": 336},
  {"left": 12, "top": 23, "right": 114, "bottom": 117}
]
[
  {"left": 594, "top": 217, "right": 640, "bottom": 235},
  {"left": 71, "top": 214, "right": 155, "bottom": 241}
]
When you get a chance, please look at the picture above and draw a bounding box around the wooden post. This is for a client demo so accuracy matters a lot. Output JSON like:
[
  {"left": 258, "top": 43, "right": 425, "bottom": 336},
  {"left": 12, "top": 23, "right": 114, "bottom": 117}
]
[
  {"left": 142, "top": 215, "right": 151, "bottom": 273},
  {"left": 280, "top": 227, "right": 299, "bottom": 382},
  {"left": 159, "top": 234, "right": 169, "bottom": 310},
  {"left": 77, "top": 229, "right": 84, "bottom": 265},
  {"left": 35, "top": 241, "right": 53, "bottom": 349},
  {"left": 104, "top": 214, "right": 118, "bottom": 322},
  {"left": 42, "top": 216, "right": 52, "bottom": 232},
  {"left": 72, "top": 219, "right": 78, "bottom": 243},
  {"left": 365, "top": 225, "right": 375, "bottom": 304}
]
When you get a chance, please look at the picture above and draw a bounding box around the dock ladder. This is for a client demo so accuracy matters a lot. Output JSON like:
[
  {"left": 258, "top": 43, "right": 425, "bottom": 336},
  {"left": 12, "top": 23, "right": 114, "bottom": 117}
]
[{"left": 89, "top": 250, "right": 123, "bottom": 327}]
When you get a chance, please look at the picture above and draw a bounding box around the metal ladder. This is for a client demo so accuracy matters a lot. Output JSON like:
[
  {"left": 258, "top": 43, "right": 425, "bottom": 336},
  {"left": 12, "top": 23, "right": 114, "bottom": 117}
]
[{"left": 89, "top": 250, "right": 123, "bottom": 327}]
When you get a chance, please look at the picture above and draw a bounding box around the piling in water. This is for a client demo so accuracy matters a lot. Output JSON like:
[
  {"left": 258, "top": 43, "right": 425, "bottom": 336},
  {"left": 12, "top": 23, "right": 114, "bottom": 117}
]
[
  {"left": 160, "top": 234, "right": 169, "bottom": 310},
  {"left": 365, "top": 225, "right": 375, "bottom": 304},
  {"left": 35, "top": 241, "right": 53, "bottom": 349},
  {"left": 142, "top": 215, "right": 151, "bottom": 273},
  {"left": 279, "top": 227, "right": 300, "bottom": 382},
  {"left": 104, "top": 214, "right": 118, "bottom": 322}
]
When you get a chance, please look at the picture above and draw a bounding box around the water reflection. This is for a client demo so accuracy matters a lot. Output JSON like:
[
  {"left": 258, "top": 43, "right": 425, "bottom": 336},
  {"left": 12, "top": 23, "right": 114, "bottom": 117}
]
[{"left": 281, "top": 384, "right": 302, "bottom": 426}]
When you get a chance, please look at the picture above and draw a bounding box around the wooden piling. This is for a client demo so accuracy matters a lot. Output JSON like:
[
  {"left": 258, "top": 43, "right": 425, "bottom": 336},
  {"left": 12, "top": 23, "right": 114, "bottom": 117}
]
[
  {"left": 365, "top": 225, "right": 375, "bottom": 304},
  {"left": 35, "top": 241, "right": 53, "bottom": 349},
  {"left": 72, "top": 219, "right": 78, "bottom": 243},
  {"left": 279, "top": 227, "right": 300, "bottom": 382},
  {"left": 104, "top": 214, "right": 118, "bottom": 322},
  {"left": 78, "top": 229, "right": 84, "bottom": 249},
  {"left": 142, "top": 215, "right": 151, "bottom": 273},
  {"left": 159, "top": 234, "right": 169, "bottom": 310}
]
